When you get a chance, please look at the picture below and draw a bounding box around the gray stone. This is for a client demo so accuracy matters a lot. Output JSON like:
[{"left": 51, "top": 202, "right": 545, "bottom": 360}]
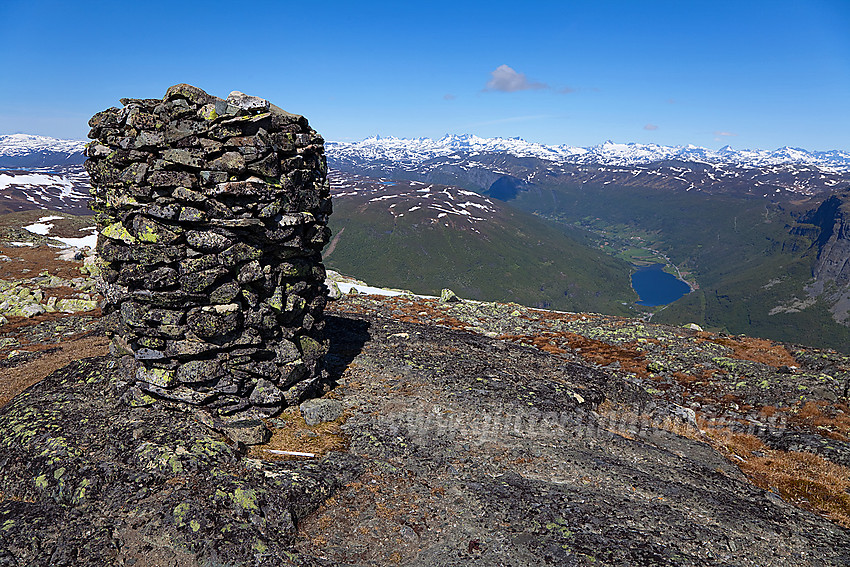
[
  {"left": 178, "top": 207, "right": 206, "bottom": 222},
  {"left": 21, "top": 303, "right": 46, "bottom": 317},
  {"left": 187, "top": 305, "right": 241, "bottom": 339},
  {"left": 226, "top": 91, "right": 270, "bottom": 113},
  {"left": 209, "top": 281, "right": 240, "bottom": 304},
  {"left": 219, "top": 419, "right": 271, "bottom": 445},
  {"left": 180, "top": 267, "right": 228, "bottom": 293},
  {"left": 136, "top": 366, "right": 177, "bottom": 388},
  {"left": 299, "top": 398, "right": 342, "bottom": 426},
  {"left": 135, "top": 348, "right": 166, "bottom": 360},
  {"left": 440, "top": 288, "right": 461, "bottom": 303},
  {"left": 163, "top": 148, "right": 204, "bottom": 169},
  {"left": 275, "top": 339, "right": 300, "bottom": 364},
  {"left": 176, "top": 359, "right": 222, "bottom": 383},
  {"left": 143, "top": 266, "right": 179, "bottom": 289},
  {"left": 248, "top": 378, "right": 285, "bottom": 406},
  {"left": 209, "top": 151, "right": 245, "bottom": 173},
  {"left": 219, "top": 242, "right": 262, "bottom": 267},
  {"left": 237, "top": 260, "right": 263, "bottom": 283}
]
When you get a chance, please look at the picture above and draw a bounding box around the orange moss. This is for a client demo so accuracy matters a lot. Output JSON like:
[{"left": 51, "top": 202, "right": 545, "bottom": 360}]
[
  {"left": 702, "top": 427, "right": 850, "bottom": 528},
  {"left": 788, "top": 401, "right": 850, "bottom": 442},
  {"left": 708, "top": 336, "right": 798, "bottom": 368},
  {"left": 498, "top": 331, "right": 649, "bottom": 376}
]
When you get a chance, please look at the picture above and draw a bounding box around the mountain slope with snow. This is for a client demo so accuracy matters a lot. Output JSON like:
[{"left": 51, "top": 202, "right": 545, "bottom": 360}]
[
  {"left": 328, "top": 135, "right": 850, "bottom": 198},
  {"left": 0, "top": 134, "right": 86, "bottom": 168},
  {"left": 329, "top": 134, "right": 850, "bottom": 171}
]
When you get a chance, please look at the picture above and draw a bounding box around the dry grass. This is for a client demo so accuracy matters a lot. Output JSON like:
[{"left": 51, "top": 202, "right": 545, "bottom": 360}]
[
  {"left": 702, "top": 426, "right": 850, "bottom": 528},
  {"left": 250, "top": 406, "right": 348, "bottom": 461},
  {"left": 788, "top": 401, "right": 850, "bottom": 442},
  {"left": 499, "top": 331, "right": 650, "bottom": 377},
  {"left": 596, "top": 404, "right": 850, "bottom": 529},
  {"left": 706, "top": 336, "right": 798, "bottom": 368},
  {"left": 0, "top": 244, "right": 86, "bottom": 281}
]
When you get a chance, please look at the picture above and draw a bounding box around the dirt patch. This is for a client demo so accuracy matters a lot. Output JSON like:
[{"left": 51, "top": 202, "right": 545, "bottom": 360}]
[
  {"left": 0, "top": 334, "right": 108, "bottom": 409},
  {"left": 0, "top": 244, "right": 86, "bottom": 280}
]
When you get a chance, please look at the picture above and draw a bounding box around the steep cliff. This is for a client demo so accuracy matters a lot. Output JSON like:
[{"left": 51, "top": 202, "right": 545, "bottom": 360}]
[{"left": 806, "top": 190, "right": 850, "bottom": 324}]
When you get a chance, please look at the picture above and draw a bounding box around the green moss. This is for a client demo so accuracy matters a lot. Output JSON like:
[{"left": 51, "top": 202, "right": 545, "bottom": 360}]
[
  {"left": 231, "top": 487, "right": 259, "bottom": 512},
  {"left": 1, "top": 520, "right": 14, "bottom": 532},
  {"left": 137, "top": 223, "right": 159, "bottom": 243},
  {"left": 101, "top": 222, "right": 137, "bottom": 244},
  {"left": 190, "top": 519, "right": 201, "bottom": 532},
  {"left": 173, "top": 502, "right": 190, "bottom": 527},
  {"left": 35, "top": 474, "right": 48, "bottom": 490},
  {"left": 545, "top": 517, "right": 574, "bottom": 539}
]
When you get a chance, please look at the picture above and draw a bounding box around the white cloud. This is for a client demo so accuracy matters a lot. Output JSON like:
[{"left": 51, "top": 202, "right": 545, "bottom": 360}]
[
  {"left": 644, "top": 124, "right": 659, "bottom": 131},
  {"left": 485, "top": 65, "right": 548, "bottom": 92}
]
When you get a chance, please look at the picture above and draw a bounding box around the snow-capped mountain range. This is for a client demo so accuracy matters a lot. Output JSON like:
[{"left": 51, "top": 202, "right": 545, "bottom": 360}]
[
  {"left": 1, "top": 133, "right": 849, "bottom": 215},
  {"left": 328, "top": 134, "right": 850, "bottom": 172},
  {"left": 0, "top": 134, "right": 87, "bottom": 168},
  {"left": 327, "top": 134, "right": 850, "bottom": 198}
]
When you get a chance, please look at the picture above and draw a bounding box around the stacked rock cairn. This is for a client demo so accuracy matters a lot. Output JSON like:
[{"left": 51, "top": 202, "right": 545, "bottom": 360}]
[{"left": 85, "top": 84, "right": 332, "bottom": 420}]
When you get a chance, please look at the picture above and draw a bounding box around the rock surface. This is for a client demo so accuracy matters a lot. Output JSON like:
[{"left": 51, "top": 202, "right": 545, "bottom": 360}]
[{"left": 1, "top": 290, "right": 849, "bottom": 565}]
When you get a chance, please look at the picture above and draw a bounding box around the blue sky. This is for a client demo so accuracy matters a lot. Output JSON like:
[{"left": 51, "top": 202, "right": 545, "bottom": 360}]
[{"left": 2, "top": 0, "right": 849, "bottom": 150}]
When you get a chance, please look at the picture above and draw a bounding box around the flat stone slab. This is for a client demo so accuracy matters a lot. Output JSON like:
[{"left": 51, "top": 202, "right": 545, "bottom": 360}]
[{"left": 300, "top": 398, "right": 343, "bottom": 426}]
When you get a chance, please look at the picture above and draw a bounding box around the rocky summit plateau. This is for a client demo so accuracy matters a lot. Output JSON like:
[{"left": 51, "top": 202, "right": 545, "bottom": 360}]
[{"left": 1, "top": 240, "right": 849, "bottom": 565}]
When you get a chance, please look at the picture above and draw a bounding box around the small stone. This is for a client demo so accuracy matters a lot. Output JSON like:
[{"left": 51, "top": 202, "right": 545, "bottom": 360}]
[
  {"left": 219, "top": 242, "right": 262, "bottom": 267},
  {"left": 163, "top": 148, "right": 204, "bottom": 169},
  {"left": 101, "top": 222, "right": 137, "bottom": 244},
  {"left": 226, "top": 91, "right": 270, "bottom": 113},
  {"left": 185, "top": 231, "right": 233, "bottom": 253},
  {"left": 176, "top": 359, "right": 222, "bottom": 383},
  {"left": 440, "top": 288, "right": 461, "bottom": 303},
  {"left": 21, "top": 303, "right": 46, "bottom": 317},
  {"left": 209, "top": 282, "right": 240, "bottom": 304},
  {"left": 299, "top": 398, "right": 343, "bottom": 426},
  {"left": 132, "top": 216, "right": 179, "bottom": 244},
  {"left": 180, "top": 267, "right": 228, "bottom": 293},
  {"left": 219, "top": 419, "right": 271, "bottom": 445},
  {"left": 135, "top": 348, "right": 166, "bottom": 360},
  {"left": 248, "top": 378, "right": 285, "bottom": 406},
  {"left": 136, "top": 366, "right": 177, "bottom": 388},
  {"left": 178, "top": 207, "right": 206, "bottom": 222},
  {"left": 187, "top": 305, "right": 240, "bottom": 339},
  {"left": 209, "top": 151, "right": 245, "bottom": 173}
]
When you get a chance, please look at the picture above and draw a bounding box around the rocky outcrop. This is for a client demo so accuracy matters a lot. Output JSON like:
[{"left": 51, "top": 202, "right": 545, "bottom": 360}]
[
  {"left": 85, "top": 84, "right": 332, "bottom": 419},
  {"left": 805, "top": 190, "right": 850, "bottom": 324},
  {"left": 1, "top": 294, "right": 849, "bottom": 566},
  {"left": 810, "top": 191, "right": 850, "bottom": 285}
]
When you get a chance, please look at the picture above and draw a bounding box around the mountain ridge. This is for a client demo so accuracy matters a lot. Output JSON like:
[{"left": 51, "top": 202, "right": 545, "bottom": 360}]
[
  {"left": 329, "top": 133, "right": 850, "bottom": 172},
  {"left": 6, "top": 132, "right": 850, "bottom": 172}
]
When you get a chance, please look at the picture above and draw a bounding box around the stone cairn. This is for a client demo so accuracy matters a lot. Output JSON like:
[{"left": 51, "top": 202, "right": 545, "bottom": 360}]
[{"left": 85, "top": 84, "right": 331, "bottom": 420}]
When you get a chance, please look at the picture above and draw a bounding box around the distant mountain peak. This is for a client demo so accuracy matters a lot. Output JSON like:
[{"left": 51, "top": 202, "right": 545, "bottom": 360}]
[{"left": 328, "top": 135, "right": 850, "bottom": 172}]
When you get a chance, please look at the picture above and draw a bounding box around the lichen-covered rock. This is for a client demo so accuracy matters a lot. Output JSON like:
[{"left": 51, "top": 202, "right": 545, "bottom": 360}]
[
  {"left": 0, "top": 357, "right": 357, "bottom": 565},
  {"left": 86, "top": 84, "right": 331, "bottom": 419}
]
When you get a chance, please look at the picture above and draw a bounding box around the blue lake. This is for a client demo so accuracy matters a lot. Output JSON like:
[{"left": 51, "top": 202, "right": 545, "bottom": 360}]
[{"left": 631, "top": 264, "right": 691, "bottom": 306}]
